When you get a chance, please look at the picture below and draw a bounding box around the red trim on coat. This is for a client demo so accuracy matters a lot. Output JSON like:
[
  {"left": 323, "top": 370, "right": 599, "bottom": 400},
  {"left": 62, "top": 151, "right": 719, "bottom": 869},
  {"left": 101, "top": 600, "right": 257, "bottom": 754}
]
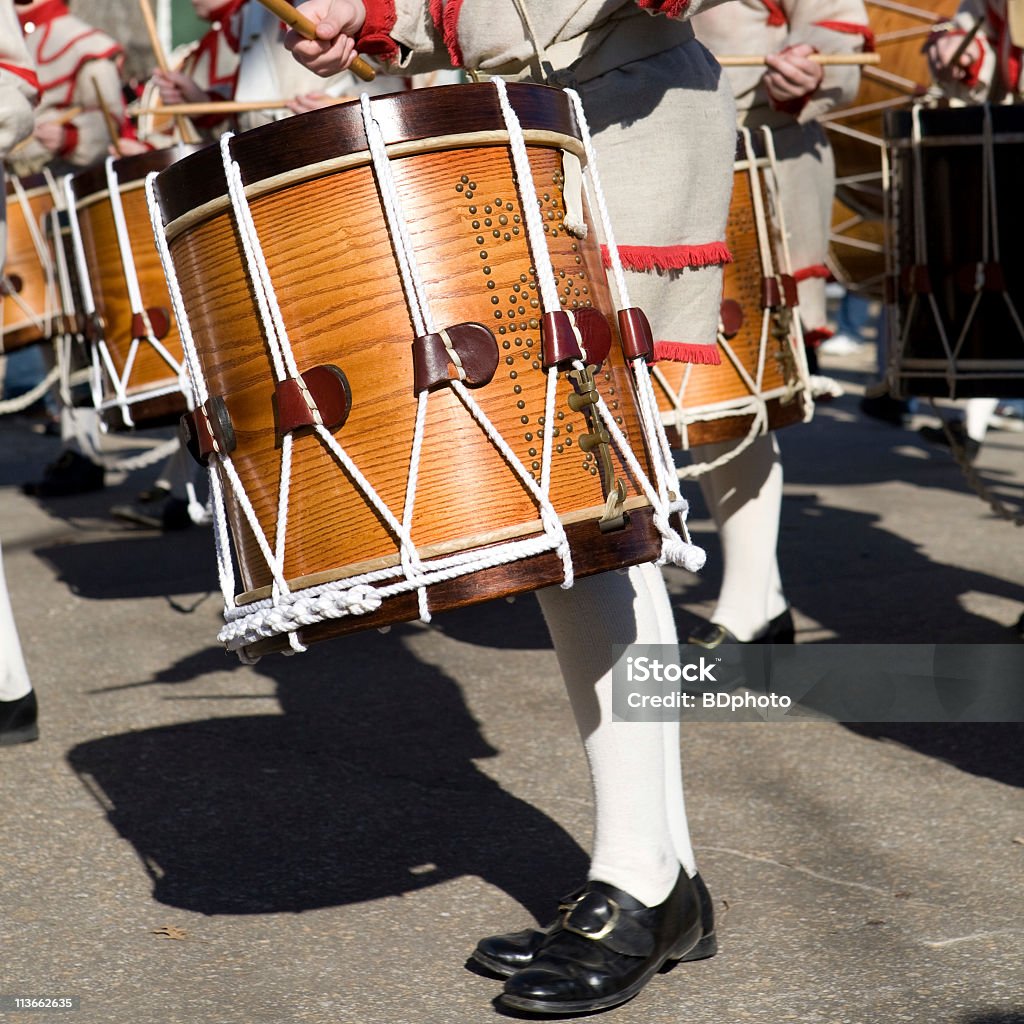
[
  {"left": 760, "top": 0, "right": 787, "bottom": 28},
  {"left": 813, "top": 20, "right": 876, "bottom": 51},
  {"left": 16, "top": 0, "right": 66, "bottom": 28},
  {"left": 0, "top": 62, "right": 40, "bottom": 96},
  {"left": 793, "top": 264, "right": 831, "bottom": 283},
  {"left": 653, "top": 341, "right": 722, "bottom": 365},
  {"left": 601, "top": 242, "right": 733, "bottom": 272},
  {"left": 636, "top": 0, "right": 690, "bottom": 17},
  {"left": 58, "top": 122, "right": 78, "bottom": 157},
  {"left": 803, "top": 327, "right": 833, "bottom": 348},
  {"left": 356, "top": 0, "right": 399, "bottom": 62}
]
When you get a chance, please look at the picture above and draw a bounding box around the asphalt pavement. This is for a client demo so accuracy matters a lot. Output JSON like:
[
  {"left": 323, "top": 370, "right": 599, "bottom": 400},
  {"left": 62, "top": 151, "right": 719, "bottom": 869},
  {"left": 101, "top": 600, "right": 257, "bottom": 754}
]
[{"left": 1, "top": 342, "right": 1022, "bottom": 1024}]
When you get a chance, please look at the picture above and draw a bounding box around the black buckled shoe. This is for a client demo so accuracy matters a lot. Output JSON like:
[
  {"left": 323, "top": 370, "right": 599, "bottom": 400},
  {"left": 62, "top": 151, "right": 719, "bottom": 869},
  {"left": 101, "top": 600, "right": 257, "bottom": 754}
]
[
  {"left": 688, "top": 607, "right": 795, "bottom": 648},
  {"left": 498, "top": 869, "right": 712, "bottom": 1015},
  {"left": 476, "top": 872, "right": 716, "bottom": 980},
  {"left": 22, "top": 450, "right": 104, "bottom": 498},
  {"left": 0, "top": 690, "right": 39, "bottom": 746}
]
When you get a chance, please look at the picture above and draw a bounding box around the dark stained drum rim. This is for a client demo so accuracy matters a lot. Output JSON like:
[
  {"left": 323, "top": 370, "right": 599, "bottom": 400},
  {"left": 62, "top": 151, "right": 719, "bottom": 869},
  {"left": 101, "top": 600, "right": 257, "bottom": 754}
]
[
  {"left": 5, "top": 171, "right": 50, "bottom": 197},
  {"left": 70, "top": 143, "right": 206, "bottom": 201},
  {"left": 153, "top": 82, "right": 582, "bottom": 227},
  {"left": 885, "top": 103, "right": 1024, "bottom": 145}
]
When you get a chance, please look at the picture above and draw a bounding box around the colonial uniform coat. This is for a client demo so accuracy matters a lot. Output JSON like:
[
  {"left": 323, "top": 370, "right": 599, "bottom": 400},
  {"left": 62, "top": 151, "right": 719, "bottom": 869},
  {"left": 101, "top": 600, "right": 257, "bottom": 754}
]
[
  {"left": 347, "top": 0, "right": 738, "bottom": 364},
  {"left": 692, "top": 0, "right": 871, "bottom": 340},
  {"left": 1, "top": 0, "right": 38, "bottom": 703},
  {"left": 938, "top": 0, "right": 1024, "bottom": 102},
  {"left": 12, "top": 0, "right": 124, "bottom": 176}
]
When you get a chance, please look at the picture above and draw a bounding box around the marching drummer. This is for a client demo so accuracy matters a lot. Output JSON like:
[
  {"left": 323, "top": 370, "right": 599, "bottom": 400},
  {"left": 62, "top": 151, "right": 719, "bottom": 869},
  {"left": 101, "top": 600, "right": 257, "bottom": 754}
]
[
  {"left": 285, "top": 0, "right": 736, "bottom": 1017},
  {"left": 1, "top": 0, "right": 42, "bottom": 745},
  {"left": 917, "top": 0, "right": 1022, "bottom": 460},
  {"left": 9, "top": 0, "right": 124, "bottom": 178},
  {"left": 684, "top": 0, "right": 870, "bottom": 651}
]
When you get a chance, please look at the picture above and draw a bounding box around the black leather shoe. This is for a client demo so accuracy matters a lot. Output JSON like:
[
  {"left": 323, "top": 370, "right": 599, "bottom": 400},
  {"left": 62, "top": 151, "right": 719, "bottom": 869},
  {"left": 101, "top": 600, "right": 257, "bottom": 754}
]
[
  {"left": 23, "top": 450, "right": 104, "bottom": 497},
  {"left": 476, "top": 873, "right": 716, "bottom": 980},
  {"left": 499, "top": 869, "right": 711, "bottom": 1015},
  {"left": 0, "top": 690, "right": 39, "bottom": 746},
  {"left": 688, "top": 607, "right": 794, "bottom": 648}
]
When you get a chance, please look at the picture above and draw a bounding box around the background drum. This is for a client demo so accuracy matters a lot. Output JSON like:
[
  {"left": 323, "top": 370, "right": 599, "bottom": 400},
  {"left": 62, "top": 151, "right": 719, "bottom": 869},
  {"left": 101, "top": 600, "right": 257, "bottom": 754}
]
[
  {"left": 2, "top": 173, "right": 60, "bottom": 354},
  {"left": 68, "top": 147, "right": 194, "bottom": 429},
  {"left": 152, "top": 83, "right": 687, "bottom": 657},
  {"left": 823, "top": 0, "right": 959, "bottom": 294},
  {"left": 653, "top": 128, "right": 812, "bottom": 462},
  {"left": 885, "top": 104, "right": 1024, "bottom": 399}
]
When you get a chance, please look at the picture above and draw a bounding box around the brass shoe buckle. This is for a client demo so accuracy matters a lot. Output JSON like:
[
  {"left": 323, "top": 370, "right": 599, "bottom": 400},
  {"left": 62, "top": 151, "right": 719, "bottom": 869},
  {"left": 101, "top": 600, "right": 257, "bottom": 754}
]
[{"left": 561, "top": 897, "right": 621, "bottom": 942}]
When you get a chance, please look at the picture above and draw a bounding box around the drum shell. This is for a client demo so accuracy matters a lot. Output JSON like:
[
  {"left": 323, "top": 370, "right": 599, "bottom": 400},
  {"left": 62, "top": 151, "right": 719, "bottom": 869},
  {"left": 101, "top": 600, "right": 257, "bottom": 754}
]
[
  {"left": 654, "top": 132, "right": 809, "bottom": 448},
  {"left": 886, "top": 105, "right": 1024, "bottom": 399},
  {"left": 70, "top": 148, "right": 194, "bottom": 428},
  {"left": 827, "top": 0, "right": 959, "bottom": 292},
  {"left": 2, "top": 173, "right": 58, "bottom": 353},
  {"left": 154, "top": 84, "right": 664, "bottom": 647}
]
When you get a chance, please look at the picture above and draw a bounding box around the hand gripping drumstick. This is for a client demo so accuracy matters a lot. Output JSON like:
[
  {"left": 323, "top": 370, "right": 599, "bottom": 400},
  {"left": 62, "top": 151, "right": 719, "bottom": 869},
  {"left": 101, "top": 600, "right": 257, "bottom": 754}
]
[
  {"left": 253, "top": 0, "right": 377, "bottom": 81},
  {"left": 136, "top": 0, "right": 202, "bottom": 144}
]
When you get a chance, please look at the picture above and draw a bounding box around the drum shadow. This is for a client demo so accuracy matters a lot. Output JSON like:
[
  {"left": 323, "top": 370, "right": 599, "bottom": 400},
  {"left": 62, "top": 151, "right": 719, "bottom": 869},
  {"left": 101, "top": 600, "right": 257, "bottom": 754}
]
[
  {"left": 427, "top": 591, "right": 551, "bottom": 650},
  {"left": 35, "top": 532, "right": 217, "bottom": 601},
  {"left": 66, "top": 629, "right": 589, "bottom": 918},
  {"left": 779, "top": 495, "right": 1024, "bottom": 643},
  {"left": 843, "top": 723, "right": 1024, "bottom": 789}
]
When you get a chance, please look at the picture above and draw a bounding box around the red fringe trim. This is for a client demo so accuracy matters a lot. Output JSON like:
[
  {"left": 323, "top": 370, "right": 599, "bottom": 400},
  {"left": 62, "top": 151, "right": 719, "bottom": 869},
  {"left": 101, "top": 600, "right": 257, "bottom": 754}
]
[
  {"left": 636, "top": 0, "right": 687, "bottom": 13},
  {"left": 0, "top": 62, "right": 39, "bottom": 96},
  {"left": 601, "top": 242, "right": 733, "bottom": 272},
  {"left": 803, "top": 327, "right": 833, "bottom": 348},
  {"left": 440, "top": 0, "right": 466, "bottom": 68},
  {"left": 793, "top": 264, "right": 832, "bottom": 283},
  {"left": 813, "top": 20, "right": 876, "bottom": 52},
  {"left": 653, "top": 342, "right": 722, "bottom": 365}
]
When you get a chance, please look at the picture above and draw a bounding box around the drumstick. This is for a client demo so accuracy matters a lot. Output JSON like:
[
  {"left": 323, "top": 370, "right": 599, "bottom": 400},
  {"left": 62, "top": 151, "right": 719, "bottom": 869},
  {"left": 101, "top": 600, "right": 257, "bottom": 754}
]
[
  {"left": 253, "top": 0, "right": 377, "bottom": 82},
  {"left": 135, "top": 0, "right": 202, "bottom": 144},
  {"left": 133, "top": 97, "right": 354, "bottom": 117},
  {"left": 947, "top": 16, "right": 986, "bottom": 69},
  {"left": 717, "top": 53, "right": 882, "bottom": 67},
  {"left": 92, "top": 76, "right": 124, "bottom": 157}
]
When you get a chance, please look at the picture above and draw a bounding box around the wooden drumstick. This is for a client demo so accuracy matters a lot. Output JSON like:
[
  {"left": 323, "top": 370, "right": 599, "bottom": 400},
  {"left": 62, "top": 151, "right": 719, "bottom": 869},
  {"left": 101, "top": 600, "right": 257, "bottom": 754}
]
[
  {"left": 9, "top": 106, "right": 82, "bottom": 155},
  {"left": 947, "top": 16, "right": 986, "bottom": 70},
  {"left": 717, "top": 53, "right": 882, "bottom": 67},
  {"left": 133, "top": 96, "right": 358, "bottom": 117},
  {"left": 253, "top": 0, "right": 377, "bottom": 82},
  {"left": 135, "top": 0, "right": 202, "bottom": 144},
  {"left": 92, "top": 77, "right": 124, "bottom": 157}
]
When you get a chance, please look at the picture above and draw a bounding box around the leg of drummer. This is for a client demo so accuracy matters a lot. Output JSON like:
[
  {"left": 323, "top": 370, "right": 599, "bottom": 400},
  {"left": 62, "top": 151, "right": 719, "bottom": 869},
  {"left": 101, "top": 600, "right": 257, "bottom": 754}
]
[
  {"left": 690, "top": 432, "right": 790, "bottom": 644},
  {"left": 21, "top": 405, "right": 105, "bottom": 498},
  {"left": 0, "top": 541, "right": 39, "bottom": 745}
]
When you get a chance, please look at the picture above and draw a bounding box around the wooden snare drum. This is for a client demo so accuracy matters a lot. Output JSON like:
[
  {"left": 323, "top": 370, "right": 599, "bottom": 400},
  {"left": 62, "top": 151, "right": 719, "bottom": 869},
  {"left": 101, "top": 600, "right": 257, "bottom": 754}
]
[
  {"left": 885, "top": 104, "right": 1024, "bottom": 399},
  {"left": 824, "top": 0, "right": 958, "bottom": 293},
  {"left": 151, "top": 83, "right": 688, "bottom": 657},
  {"left": 68, "top": 148, "right": 195, "bottom": 429},
  {"left": 653, "top": 129, "right": 812, "bottom": 458},
  {"left": 2, "top": 173, "right": 59, "bottom": 353}
]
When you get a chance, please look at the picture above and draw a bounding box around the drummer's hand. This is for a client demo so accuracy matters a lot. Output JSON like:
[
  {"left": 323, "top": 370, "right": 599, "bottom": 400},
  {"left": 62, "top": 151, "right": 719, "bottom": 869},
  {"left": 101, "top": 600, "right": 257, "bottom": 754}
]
[
  {"left": 763, "top": 44, "right": 824, "bottom": 103},
  {"left": 33, "top": 120, "right": 65, "bottom": 154},
  {"left": 286, "top": 0, "right": 366, "bottom": 77},
  {"left": 927, "top": 33, "right": 981, "bottom": 84},
  {"left": 287, "top": 91, "right": 352, "bottom": 114},
  {"left": 153, "top": 69, "right": 208, "bottom": 106},
  {"left": 113, "top": 137, "right": 151, "bottom": 157}
]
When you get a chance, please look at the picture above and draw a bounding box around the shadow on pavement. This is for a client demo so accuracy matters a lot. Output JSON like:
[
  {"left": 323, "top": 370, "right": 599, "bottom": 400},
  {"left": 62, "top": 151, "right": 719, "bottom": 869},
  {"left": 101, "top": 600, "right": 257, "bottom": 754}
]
[{"left": 67, "top": 627, "right": 588, "bottom": 919}]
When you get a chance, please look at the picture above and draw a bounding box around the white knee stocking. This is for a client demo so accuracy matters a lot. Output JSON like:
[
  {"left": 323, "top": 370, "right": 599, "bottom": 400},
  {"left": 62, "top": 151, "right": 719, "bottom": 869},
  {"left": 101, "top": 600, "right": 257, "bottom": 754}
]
[
  {"left": 535, "top": 562, "right": 696, "bottom": 906},
  {"left": 695, "top": 432, "right": 787, "bottom": 641},
  {"left": 0, "top": 543, "right": 32, "bottom": 703}
]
